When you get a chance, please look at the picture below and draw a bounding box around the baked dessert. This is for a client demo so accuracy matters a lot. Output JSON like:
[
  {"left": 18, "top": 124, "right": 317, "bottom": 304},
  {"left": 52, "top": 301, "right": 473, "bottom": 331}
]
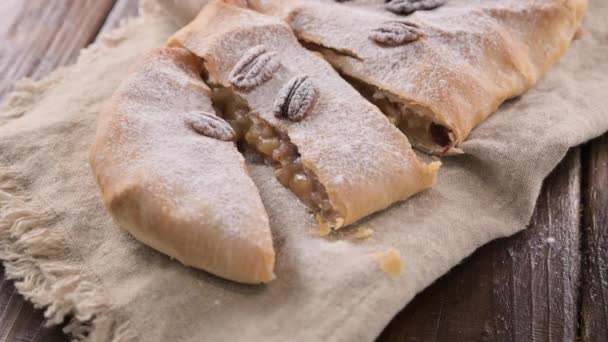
[
  {"left": 169, "top": 0, "right": 440, "bottom": 233},
  {"left": 88, "top": 0, "right": 587, "bottom": 284},
  {"left": 89, "top": 47, "right": 275, "bottom": 284},
  {"left": 249, "top": 0, "right": 587, "bottom": 154}
]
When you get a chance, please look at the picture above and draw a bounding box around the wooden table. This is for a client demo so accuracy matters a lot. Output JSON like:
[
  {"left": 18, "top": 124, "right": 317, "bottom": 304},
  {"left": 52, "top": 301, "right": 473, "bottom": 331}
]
[{"left": 0, "top": 1, "right": 606, "bottom": 341}]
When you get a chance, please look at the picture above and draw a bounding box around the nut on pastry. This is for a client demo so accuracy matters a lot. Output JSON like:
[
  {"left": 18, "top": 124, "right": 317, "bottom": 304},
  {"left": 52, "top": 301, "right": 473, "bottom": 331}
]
[
  {"left": 169, "top": 0, "right": 440, "bottom": 233},
  {"left": 89, "top": 47, "right": 275, "bottom": 284}
]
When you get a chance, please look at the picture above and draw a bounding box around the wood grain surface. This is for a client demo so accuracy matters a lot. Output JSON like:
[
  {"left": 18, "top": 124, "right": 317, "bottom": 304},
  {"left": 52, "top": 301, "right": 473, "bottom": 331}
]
[
  {"left": 378, "top": 148, "right": 583, "bottom": 342},
  {"left": 0, "top": 1, "right": 606, "bottom": 342},
  {"left": 581, "top": 135, "right": 608, "bottom": 342},
  {"left": 0, "top": 0, "right": 117, "bottom": 98},
  {"left": 98, "top": 0, "right": 140, "bottom": 34}
]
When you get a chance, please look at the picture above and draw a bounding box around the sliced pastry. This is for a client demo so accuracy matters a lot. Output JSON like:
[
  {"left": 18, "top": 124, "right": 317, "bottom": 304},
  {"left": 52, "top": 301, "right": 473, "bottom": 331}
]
[
  {"left": 169, "top": 0, "right": 440, "bottom": 233},
  {"left": 89, "top": 47, "right": 275, "bottom": 284},
  {"left": 249, "top": 0, "right": 587, "bottom": 154}
]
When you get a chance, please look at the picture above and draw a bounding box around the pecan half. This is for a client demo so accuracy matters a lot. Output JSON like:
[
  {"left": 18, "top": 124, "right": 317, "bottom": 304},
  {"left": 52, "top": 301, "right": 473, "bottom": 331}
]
[
  {"left": 369, "top": 21, "right": 423, "bottom": 46},
  {"left": 385, "top": 0, "right": 446, "bottom": 15},
  {"left": 273, "top": 75, "right": 318, "bottom": 122},
  {"left": 228, "top": 45, "right": 281, "bottom": 91},
  {"left": 187, "top": 111, "right": 235, "bottom": 141}
]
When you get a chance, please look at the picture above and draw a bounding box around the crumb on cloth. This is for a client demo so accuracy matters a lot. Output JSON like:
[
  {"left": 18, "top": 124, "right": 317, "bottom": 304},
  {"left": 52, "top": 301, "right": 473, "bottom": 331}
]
[
  {"left": 372, "top": 248, "right": 403, "bottom": 279},
  {"left": 318, "top": 221, "right": 331, "bottom": 237},
  {"left": 354, "top": 226, "right": 374, "bottom": 240}
]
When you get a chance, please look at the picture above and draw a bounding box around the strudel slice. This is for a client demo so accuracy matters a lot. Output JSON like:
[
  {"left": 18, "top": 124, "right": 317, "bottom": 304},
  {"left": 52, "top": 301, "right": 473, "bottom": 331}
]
[
  {"left": 250, "top": 0, "right": 587, "bottom": 154},
  {"left": 90, "top": 47, "right": 275, "bottom": 284},
  {"left": 169, "top": 0, "right": 440, "bottom": 233}
]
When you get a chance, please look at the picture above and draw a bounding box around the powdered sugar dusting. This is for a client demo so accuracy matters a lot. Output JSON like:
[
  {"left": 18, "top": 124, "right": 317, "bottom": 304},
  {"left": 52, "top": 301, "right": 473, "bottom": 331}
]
[
  {"left": 260, "top": 0, "right": 583, "bottom": 147},
  {"left": 171, "top": 2, "right": 439, "bottom": 226},
  {"left": 90, "top": 47, "right": 274, "bottom": 278}
]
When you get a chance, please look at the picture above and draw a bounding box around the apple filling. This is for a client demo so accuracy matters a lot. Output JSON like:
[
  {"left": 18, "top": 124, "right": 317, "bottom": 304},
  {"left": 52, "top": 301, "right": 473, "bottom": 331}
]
[
  {"left": 370, "top": 90, "right": 455, "bottom": 154},
  {"left": 299, "top": 43, "right": 454, "bottom": 154},
  {"left": 212, "top": 89, "right": 343, "bottom": 229}
]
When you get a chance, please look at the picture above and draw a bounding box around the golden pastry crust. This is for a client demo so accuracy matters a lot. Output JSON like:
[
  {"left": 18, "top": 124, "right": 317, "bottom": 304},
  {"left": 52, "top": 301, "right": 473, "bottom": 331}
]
[
  {"left": 250, "top": 0, "right": 587, "bottom": 154},
  {"left": 89, "top": 47, "right": 275, "bottom": 284},
  {"left": 169, "top": 0, "right": 440, "bottom": 230}
]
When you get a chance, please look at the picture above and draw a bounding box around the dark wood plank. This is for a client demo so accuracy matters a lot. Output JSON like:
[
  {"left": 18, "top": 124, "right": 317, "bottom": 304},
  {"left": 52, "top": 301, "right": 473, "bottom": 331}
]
[
  {"left": 581, "top": 133, "right": 608, "bottom": 342},
  {"left": 0, "top": 1, "right": 139, "bottom": 341},
  {"left": 378, "top": 148, "right": 582, "bottom": 342},
  {"left": 97, "top": 0, "right": 139, "bottom": 34},
  {"left": 0, "top": 0, "right": 117, "bottom": 98},
  {"left": 0, "top": 280, "right": 66, "bottom": 342}
]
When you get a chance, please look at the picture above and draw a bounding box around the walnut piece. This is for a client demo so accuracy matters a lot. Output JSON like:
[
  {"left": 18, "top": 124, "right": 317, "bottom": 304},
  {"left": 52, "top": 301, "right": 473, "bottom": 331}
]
[
  {"left": 369, "top": 20, "right": 423, "bottom": 46},
  {"left": 273, "top": 75, "right": 318, "bottom": 122},
  {"left": 187, "top": 111, "right": 235, "bottom": 141},
  {"left": 228, "top": 45, "right": 281, "bottom": 91},
  {"left": 385, "top": 0, "right": 446, "bottom": 15}
]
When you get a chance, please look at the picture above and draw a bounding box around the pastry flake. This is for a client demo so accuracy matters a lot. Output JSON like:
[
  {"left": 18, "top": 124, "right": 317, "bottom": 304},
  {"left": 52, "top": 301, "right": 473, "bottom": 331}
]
[
  {"left": 372, "top": 248, "right": 403, "bottom": 278},
  {"left": 354, "top": 226, "right": 374, "bottom": 239}
]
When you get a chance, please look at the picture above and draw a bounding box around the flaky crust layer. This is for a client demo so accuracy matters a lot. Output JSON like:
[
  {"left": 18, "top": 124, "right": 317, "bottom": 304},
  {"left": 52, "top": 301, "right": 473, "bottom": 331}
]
[
  {"left": 89, "top": 47, "right": 275, "bottom": 284},
  {"left": 250, "top": 0, "right": 587, "bottom": 153},
  {"left": 169, "top": 1, "right": 440, "bottom": 228}
]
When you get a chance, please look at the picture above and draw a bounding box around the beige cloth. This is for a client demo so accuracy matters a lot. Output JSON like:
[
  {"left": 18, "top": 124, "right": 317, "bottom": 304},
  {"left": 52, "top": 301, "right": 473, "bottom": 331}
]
[{"left": 0, "top": 1, "right": 606, "bottom": 341}]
